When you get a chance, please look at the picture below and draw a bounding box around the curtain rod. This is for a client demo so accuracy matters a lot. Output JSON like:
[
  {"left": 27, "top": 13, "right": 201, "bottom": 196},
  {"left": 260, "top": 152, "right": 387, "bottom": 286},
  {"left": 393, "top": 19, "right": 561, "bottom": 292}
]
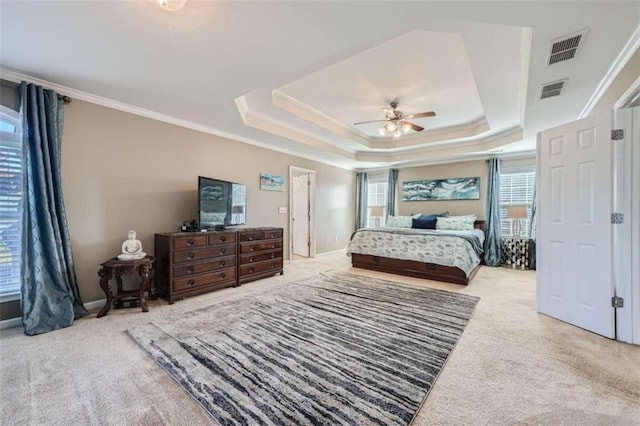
[{"left": 1, "top": 79, "right": 71, "bottom": 104}]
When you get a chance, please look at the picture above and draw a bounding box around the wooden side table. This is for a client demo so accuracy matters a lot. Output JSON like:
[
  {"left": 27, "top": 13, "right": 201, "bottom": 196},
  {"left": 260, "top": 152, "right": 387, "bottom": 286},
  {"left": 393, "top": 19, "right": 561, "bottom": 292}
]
[
  {"left": 501, "top": 238, "right": 533, "bottom": 270},
  {"left": 97, "top": 256, "right": 155, "bottom": 318}
]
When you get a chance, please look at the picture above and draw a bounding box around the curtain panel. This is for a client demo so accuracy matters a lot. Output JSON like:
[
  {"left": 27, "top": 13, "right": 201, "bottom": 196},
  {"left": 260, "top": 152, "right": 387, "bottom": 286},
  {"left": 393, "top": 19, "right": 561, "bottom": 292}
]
[
  {"left": 386, "top": 168, "right": 398, "bottom": 217},
  {"left": 19, "top": 82, "right": 87, "bottom": 335},
  {"left": 484, "top": 157, "right": 503, "bottom": 266}
]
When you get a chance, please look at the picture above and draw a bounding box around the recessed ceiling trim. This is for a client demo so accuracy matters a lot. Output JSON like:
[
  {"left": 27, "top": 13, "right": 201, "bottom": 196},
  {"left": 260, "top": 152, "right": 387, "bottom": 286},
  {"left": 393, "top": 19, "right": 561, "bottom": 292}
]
[
  {"left": 237, "top": 104, "right": 356, "bottom": 159},
  {"left": 272, "top": 90, "right": 371, "bottom": 147},
  {"left": 355, "top": 127, "right": 523, "bottom": 164},
  {"left": 369, "top": 117, "right": 491, "bottom": 150}
]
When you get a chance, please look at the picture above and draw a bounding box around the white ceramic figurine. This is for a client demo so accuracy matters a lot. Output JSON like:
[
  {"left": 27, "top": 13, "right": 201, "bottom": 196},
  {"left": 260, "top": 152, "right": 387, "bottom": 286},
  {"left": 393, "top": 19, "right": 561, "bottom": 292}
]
[{"left": 117, "top": 230, "right": 146, "bottom": 260}]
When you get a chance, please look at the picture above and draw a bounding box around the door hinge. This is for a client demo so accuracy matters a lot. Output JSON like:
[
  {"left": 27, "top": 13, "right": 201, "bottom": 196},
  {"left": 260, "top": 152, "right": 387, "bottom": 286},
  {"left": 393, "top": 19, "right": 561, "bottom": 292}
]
[
  {"left": 611, "top": 212, "right": 624, "bottom": 224},
  {"left": 611, "top": 129, "right": 624, "bottom": 140},
  {"left": 612, "top": 296, "right": 624, "bottom": 308}
]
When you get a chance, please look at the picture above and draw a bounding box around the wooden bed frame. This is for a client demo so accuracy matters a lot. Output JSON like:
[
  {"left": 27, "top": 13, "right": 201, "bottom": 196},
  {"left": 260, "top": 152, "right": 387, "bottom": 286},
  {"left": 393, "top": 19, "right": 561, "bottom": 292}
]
[{"left": 351, "top": 220, "right": 486, "bottom": 285}]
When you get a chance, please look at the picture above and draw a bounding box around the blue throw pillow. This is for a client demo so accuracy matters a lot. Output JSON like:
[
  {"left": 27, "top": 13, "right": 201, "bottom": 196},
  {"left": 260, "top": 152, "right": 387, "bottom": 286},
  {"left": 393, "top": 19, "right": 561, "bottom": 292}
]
[{"left": 412, "top": 217, "right": 437, "bottom": 229}]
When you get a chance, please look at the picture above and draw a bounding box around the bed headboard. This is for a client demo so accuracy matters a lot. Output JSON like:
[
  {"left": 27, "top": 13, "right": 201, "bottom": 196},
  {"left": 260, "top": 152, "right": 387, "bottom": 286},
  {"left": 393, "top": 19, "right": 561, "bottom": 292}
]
[{"left": 474, "top": 220, "right": 486, "bottom": 233}]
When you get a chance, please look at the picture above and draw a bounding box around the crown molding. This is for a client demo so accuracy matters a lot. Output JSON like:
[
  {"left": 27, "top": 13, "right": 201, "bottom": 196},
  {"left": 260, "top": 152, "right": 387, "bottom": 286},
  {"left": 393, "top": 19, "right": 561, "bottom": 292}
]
[
  {"left": 1, "top": 67, "right": 356, "bottom": 171},
  {"left": 579, "top": 23, "right": 640, "bottom": 119},
  {"left": 272, "top": 90, "right": 371, "bottom": 147}
]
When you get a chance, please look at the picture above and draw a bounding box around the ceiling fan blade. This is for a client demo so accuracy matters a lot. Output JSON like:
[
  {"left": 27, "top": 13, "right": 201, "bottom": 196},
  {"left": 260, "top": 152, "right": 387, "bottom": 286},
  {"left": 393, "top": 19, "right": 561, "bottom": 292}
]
[
  {"left": 403, "top": 111, "right": 436, "bottom": 120},
  {"left": 401, "top": 121, "right": 424, "bottom": 132},
  {"left": 353, "top": 119, "right": 389, "bottom": 125}
]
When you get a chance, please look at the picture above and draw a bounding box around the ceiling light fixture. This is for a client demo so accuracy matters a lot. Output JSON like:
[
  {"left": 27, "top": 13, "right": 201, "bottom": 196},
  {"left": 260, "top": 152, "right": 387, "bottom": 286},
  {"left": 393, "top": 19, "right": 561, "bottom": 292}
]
[
  {"left": 386, "top": 122, "right": 397, "bottom": 132},
  {"left": 402, "top": 123, "right": 411, "bottom": 133},
  {"left": 378, "top": 127, "right": 387, "bottom": 136},
  {"left": 153, "top": 0, "right": 187, "bottom": 11},
  {"left": 393, "top": 130, "right": 401, "bottom": 138}
]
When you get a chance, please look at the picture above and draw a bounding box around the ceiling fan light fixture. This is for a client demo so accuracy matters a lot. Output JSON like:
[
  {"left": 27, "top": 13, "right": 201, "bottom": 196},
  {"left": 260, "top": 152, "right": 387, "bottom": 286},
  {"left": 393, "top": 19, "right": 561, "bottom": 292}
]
[
  {"left": 386, "top": 122, "right": 397, "bottom": 132},
  {"left": 378, "top": 127, "right": 386, "bottom": 136},
  {"left": 153, "top": 0, "right": 187, "bottom": 11},
  {"left": 402, "top": 123, "right": 411, "bottom": 133},
  {"left": 393, "top": 130, "right": 401, "bottom": 138}
]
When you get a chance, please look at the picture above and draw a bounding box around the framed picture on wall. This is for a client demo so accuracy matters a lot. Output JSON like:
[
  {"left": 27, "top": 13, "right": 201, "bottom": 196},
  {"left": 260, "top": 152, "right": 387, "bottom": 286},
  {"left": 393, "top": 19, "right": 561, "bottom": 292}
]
[
  {"left": 402, "top": 177, "right": 480, "bottom": 201},
  {"left": 260, "top": 173, "right": 285, "bottom": 191}
]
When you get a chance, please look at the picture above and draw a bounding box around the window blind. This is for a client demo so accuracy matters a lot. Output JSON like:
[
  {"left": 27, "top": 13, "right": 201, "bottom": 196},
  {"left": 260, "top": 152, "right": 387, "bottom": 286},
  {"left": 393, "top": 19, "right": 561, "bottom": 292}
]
[
  {"left": 499, "top": 171, "right": 535, "bottom": 238},
  {"left": 0, "top": 107, "right": 23, "bottom": 298},
  {"left": 367, "top": 170, "right": 389, "bottom": 227}
]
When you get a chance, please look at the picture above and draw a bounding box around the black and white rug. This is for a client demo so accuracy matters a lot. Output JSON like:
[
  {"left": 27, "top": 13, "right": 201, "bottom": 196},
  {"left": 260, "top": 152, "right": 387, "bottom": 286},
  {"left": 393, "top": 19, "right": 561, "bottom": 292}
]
[{"left": 127, "top": 271, "right": 479, "bottom": 425}]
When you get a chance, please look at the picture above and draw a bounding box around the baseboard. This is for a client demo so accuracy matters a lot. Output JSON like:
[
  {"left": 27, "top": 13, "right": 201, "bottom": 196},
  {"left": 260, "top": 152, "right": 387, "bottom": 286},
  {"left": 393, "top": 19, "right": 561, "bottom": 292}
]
[
  {"left": 0, "top": 298, "right": 106, "bottom": 331},
  {"left": 314, "top": 248, "right": 347, "bottom": 257},
  {"left": 0, "top": 316, "right": 22, "bottom": 331}
]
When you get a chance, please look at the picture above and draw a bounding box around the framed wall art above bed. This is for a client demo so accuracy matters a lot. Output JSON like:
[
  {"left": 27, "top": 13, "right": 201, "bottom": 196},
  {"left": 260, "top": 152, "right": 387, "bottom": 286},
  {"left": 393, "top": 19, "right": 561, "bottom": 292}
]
[{"left": 402, "top": 177, "right": 480, "bottom": 201}]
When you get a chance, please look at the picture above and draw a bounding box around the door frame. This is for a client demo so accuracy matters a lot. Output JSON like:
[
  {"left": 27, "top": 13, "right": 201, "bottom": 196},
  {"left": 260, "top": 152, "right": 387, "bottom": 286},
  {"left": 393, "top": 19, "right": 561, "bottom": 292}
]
[
  {"left": 289, "top": 166, "right": 316, "bottom": 261},
  {"left": 613, "top": 77, "right": 640, "bottom": 345}
]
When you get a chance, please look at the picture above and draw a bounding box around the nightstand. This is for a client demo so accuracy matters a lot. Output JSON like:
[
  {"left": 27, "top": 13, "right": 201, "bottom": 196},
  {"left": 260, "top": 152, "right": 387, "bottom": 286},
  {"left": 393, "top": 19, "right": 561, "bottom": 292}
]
[{"left": 501, "top": 238, "right": 533, "bottom": 270}]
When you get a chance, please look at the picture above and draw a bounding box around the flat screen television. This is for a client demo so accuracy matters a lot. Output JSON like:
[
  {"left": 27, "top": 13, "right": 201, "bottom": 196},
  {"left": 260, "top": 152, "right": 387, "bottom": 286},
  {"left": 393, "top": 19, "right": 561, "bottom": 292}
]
[{"left": 198, "top": 176, "right": 247, "bottom": 228}]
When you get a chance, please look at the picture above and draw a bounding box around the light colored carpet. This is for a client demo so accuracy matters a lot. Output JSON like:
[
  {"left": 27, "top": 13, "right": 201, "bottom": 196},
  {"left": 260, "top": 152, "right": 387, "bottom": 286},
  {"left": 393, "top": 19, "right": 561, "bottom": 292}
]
[{"left": 1, "top": 252, "right": 639, "bottom": 425}]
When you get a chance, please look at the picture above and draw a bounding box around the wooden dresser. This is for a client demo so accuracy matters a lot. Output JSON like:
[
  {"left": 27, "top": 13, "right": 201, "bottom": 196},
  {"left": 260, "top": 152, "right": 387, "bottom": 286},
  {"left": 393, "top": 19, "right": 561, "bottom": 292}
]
[
  {"left": 154, "top": 231, "right": 237, "bottom": 304},
  {"left": 237, "top": 227, "right": 284, "bottom": 285}
]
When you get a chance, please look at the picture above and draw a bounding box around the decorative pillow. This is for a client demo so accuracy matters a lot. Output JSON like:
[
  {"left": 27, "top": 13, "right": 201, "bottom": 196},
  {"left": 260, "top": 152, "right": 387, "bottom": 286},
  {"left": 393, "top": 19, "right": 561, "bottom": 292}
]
[
  {"left": 412, "top": 217, "right": 437, "bottom": 229},
  {"left": 385, "top": 215, "right": 413, "bottom": 228},
  {"left": 436, "top": 215, "right": 476, "bottom": 231}
]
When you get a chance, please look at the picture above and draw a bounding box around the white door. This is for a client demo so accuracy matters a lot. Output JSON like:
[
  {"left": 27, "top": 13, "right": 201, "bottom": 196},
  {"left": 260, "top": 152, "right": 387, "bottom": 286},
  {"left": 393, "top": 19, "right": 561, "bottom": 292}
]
[
  {"left": 292, "top": 174, "right": 309, "bottom": 257},
  {"left": 537, "top": 115, "right": 614, "bottom": 338}
]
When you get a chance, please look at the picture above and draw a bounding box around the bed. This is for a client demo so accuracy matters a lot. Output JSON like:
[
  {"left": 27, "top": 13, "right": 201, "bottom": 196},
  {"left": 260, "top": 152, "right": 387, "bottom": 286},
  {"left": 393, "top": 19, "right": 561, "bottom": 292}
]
[{"left": 347, "top": 220, "right": 486, "bottom": 285}]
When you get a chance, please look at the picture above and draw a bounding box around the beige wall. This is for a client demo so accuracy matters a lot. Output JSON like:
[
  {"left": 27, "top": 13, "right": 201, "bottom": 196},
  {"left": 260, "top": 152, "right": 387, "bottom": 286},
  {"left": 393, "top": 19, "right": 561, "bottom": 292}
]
[
  {"left": 396, "top": 160, "right": 488, "bottom": 219},
  {"left": 62, "top": 101, "right": 355, "bottom": 303}
]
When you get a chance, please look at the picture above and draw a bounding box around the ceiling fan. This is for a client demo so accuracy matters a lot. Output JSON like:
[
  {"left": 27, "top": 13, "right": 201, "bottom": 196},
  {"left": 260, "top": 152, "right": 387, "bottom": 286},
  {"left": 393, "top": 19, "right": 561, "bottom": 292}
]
[{"left": 353, "top": 101, "right": 436, "bottom": 138}]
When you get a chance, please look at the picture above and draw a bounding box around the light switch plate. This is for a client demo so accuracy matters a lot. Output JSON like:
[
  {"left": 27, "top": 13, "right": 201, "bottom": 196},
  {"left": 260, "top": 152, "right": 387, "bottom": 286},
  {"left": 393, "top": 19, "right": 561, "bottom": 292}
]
[{"left": 278, "top": 206, "right": 288, "bottom": 214}]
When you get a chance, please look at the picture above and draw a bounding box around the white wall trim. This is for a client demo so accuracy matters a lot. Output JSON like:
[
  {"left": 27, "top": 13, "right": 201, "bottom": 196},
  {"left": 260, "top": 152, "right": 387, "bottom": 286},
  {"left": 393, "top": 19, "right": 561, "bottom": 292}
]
[
  {"left": 0, "top": 67, "right": 355, "bottom": 171},
  {"left": 614, "top": 76, "right": 640, "bottom": 110},
  {"left": 579, "top": 24, "right": 640, "bottom": 119},
  {"left": 315, "top": 248, "right": 347, "bottom": 257},
  {"left": 0, "top": 316, "right": 22, "bottom": 331}
]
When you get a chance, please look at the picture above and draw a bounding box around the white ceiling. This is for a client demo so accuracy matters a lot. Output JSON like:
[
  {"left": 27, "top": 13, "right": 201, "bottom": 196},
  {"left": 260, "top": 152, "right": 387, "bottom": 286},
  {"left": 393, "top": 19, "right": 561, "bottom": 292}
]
[{"left": 1, "top": 1, "right": 638, "bottom": 170}]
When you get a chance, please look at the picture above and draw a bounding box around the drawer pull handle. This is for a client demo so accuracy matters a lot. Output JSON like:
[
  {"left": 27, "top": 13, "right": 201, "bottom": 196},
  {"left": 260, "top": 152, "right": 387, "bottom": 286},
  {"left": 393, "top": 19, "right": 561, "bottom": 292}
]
[
  {"left": 220, "top": 248, "right": 226, "bottom": 255},
  {"left": 249, "top": 257, "right": 254, "bottom": 263},
  {"left": 187, "top": 279, "right": 195, "bottom": 286},
  {"left": 249, "top": 247, "right": 254, "bottom": 252},
  {"left": 249, "top": 267, "right": 255, "bottom": 273},
  {"left": 270, "top": 253, "right": 275, "bottom": 259},
  {"left": 220, "top": 273, "right": 226, "bottom": 279},
  {"left": 187, "top": 238, "right": 195, "bottom": 245},
  {"left": 187, "top": 266, "right": 195, "bottom": 273},
  {"left": 271, "top": 244, "right": 275, "bottom": 248},
  {"left": 270, "top": 263, "right": 275, "bottom": 269},
  {"left": 187, "top": 252, "right": 195, "bottom": 259},
  {"left": 220, "top": 260, "right": 226, "bottom": 267},
  {"left": 249, "top": 234, "right": 254, "bottom": 240},
  {"left": 220, "top": 236, "right": 226, "bottom": 242}
]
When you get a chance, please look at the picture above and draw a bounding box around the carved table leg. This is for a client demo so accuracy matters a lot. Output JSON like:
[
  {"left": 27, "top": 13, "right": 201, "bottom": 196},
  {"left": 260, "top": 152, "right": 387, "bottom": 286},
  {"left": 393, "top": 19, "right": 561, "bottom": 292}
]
[
  {"left": 97, "top": 267, "right": 113, "bottom": 318},
  {"left": 138, "top": 264, "right": 151, "bottom": 313}
]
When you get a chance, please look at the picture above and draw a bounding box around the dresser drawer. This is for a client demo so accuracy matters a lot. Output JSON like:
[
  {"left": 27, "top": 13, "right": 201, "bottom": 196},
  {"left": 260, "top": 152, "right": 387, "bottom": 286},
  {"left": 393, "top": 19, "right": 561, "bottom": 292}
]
[
  {"left": 173, "top": 235, "right": 207, "bottom": 250},
  {"left": 240, "top": 240, "right": 283, "bottom": 254},
  {"left": 173, "top": 268, "right": 236, "bottom": 292},
  {"left": 240, "top": 259, "right": 283, "bottom": 276},
  {"left": 240, "top": 250, "right": 283, "bottom": 265},
  {"left": 173, "top": 245, "right": 234, "bottom": 263},
  {"left": 239, "top": 229, "right": 283, "bottom": 242},
  {"left": 173, "top": 255, "right": 236, "bottom": 277},
  {"left": 208, "top": 232, "right": 236, "bottom": 246}
]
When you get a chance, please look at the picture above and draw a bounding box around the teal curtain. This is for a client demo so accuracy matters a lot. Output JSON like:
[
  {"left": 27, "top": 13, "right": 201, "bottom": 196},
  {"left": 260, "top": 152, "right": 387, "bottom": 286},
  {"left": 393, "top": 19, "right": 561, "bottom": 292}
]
[
  {"left": 356, "top": 172, "right": 368, "bottom": 229},
  {"left": 484, "top": 158, "right": 502, "bottom": 266},
  {"left": 386, "top": 169, "right": 398, "bottom": 217},
  {"left": 19, "top": 82, "right": 88, "bottom": 336}
]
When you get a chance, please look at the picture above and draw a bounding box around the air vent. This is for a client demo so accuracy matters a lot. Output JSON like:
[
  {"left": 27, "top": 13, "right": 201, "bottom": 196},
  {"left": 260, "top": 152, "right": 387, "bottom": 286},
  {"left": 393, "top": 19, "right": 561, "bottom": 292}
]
[
  {"left": 548, "top": 29, "right": 588, "bottom": 65},
  {"left": 540, "top": 79, "right": 567, "bottom": 99}
]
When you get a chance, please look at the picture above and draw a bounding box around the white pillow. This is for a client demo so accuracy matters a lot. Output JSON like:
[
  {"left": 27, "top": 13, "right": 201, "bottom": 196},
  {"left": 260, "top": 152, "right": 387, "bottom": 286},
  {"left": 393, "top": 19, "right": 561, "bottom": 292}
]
[
  {"left": 385, "top": 215, "right": 413, "bottom": 228},
  {"left": 436, "top": 215, "right": 476, "bottom": 231}
]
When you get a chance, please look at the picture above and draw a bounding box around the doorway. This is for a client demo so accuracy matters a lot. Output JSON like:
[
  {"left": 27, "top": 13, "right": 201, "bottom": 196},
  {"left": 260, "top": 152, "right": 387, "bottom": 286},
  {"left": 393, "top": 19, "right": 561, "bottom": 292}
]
[{"left": 289, "top": 166, "right": 316, "bottom": 260}]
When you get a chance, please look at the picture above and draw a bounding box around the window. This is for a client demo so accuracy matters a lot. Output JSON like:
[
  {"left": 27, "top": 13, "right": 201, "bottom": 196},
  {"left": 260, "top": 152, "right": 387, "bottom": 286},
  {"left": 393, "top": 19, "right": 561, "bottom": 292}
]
[
  {"left": 499, "top": 171, "right": 535, "bottom": 238},
  {"left": 0, "top": 106, "right": 23, "bottom": 300},
  {"left": 367, "top": 171, "right": 388, "bottom": 227}
]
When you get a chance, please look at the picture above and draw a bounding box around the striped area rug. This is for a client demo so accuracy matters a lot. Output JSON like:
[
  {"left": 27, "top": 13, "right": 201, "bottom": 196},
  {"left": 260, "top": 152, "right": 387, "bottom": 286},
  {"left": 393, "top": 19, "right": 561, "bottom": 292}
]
[{"left": 127, "top": 271, "right": 479, "bottom": 425}]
